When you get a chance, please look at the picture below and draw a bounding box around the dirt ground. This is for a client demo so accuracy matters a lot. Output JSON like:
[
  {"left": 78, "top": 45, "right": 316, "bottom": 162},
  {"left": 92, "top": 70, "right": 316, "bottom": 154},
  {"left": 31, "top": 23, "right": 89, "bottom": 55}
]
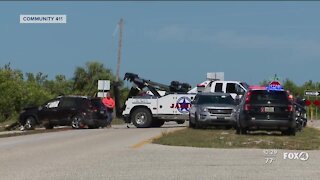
[{"left": 307, "top": 120, "right": 320, "bottom": 129}]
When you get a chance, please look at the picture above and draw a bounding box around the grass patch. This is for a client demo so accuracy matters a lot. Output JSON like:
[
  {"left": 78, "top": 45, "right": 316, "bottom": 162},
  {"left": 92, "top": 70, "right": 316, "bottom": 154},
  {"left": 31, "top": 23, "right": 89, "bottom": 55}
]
[
  {"left": 153, "top": 127, "right": 320, "bottom": 150},
  {"left": 0, "top": 119, "right": 18, "bottom": 132}
]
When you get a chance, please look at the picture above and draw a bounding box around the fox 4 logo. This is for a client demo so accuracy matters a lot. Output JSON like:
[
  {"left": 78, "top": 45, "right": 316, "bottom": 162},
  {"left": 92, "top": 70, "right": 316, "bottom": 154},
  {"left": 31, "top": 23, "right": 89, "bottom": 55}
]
[{"left": 283, "top": 152, "right": 309, "bottom": 161}]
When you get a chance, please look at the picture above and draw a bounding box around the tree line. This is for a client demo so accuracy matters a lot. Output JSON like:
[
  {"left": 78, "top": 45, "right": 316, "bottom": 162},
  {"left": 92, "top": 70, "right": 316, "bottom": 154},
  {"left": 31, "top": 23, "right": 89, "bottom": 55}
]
[{"left": 1, "top": 61, "right": 320, "bottom": 123}]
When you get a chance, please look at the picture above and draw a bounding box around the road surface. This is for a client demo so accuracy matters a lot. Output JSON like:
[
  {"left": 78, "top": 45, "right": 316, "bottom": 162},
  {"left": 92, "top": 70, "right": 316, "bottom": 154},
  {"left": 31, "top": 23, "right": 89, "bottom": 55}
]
[{"left": 0, "top": 122, "right": 320, "bottom": 180}]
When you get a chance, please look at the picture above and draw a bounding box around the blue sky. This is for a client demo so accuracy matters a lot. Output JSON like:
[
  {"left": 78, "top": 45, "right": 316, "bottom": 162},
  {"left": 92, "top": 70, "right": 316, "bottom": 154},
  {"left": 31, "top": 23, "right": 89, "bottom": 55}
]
[{"left": 1, "top": 1, "right": 320, "bottom": 87}]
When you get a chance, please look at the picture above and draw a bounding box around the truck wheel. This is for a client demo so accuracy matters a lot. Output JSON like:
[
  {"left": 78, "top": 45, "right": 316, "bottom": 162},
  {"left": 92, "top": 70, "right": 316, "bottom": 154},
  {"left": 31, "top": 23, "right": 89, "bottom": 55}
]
[
  {"left": 152, "top": 119, "right": 165, "bottom": 127},
  {"left": 303, "top": 119, "right": 307, "bottom": 127},
  {"left": 131, "top": 108, "right": 152, "bottom": 128},
  {"left": 176, "top": 120, "right": 185, "bottom": 124},
  {"left": 283, "top": 128, "right": 296, "bottom": 136},
  {"left": 194, "top": 113, "right": 202, "bottom": 129},
  {"left": 24, "top": 116, "right": 36, "bottom": 130},
  {"left": 189, "top": 120, "right": 196, "bottom": 128},
  {"left": 235, "top": 127, "right": 241, "bottom": 134},
  {"left": 240, "top": 128, "right": 248, "bottom": 135}
]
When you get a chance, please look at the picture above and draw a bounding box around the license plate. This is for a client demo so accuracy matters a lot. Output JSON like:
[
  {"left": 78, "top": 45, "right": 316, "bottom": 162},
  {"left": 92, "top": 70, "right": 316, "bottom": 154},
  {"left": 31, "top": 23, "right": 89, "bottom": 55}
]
[{"left": 262, "top": 107, "right": 274, "bottom": 113}]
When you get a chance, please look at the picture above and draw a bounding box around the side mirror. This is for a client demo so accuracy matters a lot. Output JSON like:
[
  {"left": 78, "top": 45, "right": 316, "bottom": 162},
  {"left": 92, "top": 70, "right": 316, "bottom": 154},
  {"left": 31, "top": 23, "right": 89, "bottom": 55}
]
[{"left": 238, "top": 89, "right": 245, "bottom": 95}]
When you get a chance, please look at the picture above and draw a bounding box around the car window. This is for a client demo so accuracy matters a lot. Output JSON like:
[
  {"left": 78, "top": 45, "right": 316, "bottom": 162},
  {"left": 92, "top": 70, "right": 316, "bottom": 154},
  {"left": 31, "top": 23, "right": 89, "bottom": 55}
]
[
  {"left": 197, "top": 95, "right": 234, "bottom": 105},
  {"left": 76, "top": 98, "right": 91, "bottom": 109},
  {"left": 226, "top": 83, "right": 236, "bottom": 93},
  {"left": 91, "top": 98, "right": 105, "bottom": 108},
  {"left": 250, "top": 90, "right": 289, "bottom": 104},
  {"left": 45, "top": 100, "right": 60, "bottom": 109},
  {"left": 60, "top": 98, "right": 77, "bottom": 108},
  {"left": 235, "top": 84, "right": 245, "bottom": 95},
  {"left": 214, "top": 83, "right": 223, "bottom": 92}
]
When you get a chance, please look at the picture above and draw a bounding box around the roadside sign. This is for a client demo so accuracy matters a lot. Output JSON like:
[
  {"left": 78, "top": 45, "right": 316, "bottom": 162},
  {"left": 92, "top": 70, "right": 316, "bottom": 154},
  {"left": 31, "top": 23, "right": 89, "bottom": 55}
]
[
  {"left": 314, "top": 100, "right": 320, "bottom": 106},
  {"left": 97, "top": 92, "right": 108, "bottom": 98},
  {"left": 305, "top": 91, "right": 320, "bottom": 96},
  {"left": 207, "top": 72, "right": 224, "bottom": 81},
  {"left": 98, "top": 80, "right": 110, "bottom": 91},
  {"left": 305, "top": 100, "right": 312, "bottom": 106}
]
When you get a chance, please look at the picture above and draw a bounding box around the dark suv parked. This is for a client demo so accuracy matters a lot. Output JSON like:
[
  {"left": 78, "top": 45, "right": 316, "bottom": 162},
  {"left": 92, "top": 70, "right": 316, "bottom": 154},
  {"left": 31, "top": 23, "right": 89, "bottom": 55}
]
[
  {"left": 19, "top": 96, "right": 108, "bottom": 130},
  {"left": 234, "top": 88, "right": 296, "bottom": 135}
]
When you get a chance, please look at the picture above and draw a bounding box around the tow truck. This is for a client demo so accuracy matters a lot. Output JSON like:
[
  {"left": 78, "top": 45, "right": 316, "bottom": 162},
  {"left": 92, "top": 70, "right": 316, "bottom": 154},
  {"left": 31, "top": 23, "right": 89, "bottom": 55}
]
[
  {"left": 122, "top": 73, "right": 195, "bottom": 128},
  {"left": 121, "top": 72, "right": 249, "bottom": 128}
]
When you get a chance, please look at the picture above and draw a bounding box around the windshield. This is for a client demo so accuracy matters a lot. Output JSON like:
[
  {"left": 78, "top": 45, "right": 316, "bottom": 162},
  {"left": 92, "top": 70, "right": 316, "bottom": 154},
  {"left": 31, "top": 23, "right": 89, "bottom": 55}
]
[
  {"left": 197, "top": 95, "right": 235, "bottom": 105},
  {"left": 250, "top": 90, "right": 289, "bottom": 104}
]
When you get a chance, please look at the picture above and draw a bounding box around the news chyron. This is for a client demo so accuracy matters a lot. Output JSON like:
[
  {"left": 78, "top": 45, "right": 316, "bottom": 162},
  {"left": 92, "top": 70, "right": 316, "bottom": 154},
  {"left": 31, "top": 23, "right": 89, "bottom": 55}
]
[{"left": 20, "top": 15, "right": 66, "bottom": 24}]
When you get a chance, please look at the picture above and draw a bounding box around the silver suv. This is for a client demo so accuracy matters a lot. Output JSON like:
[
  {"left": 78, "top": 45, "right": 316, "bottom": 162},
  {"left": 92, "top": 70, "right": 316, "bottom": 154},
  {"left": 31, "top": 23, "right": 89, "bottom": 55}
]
[{"left": 189, "top": 92, "right": 237, "bottom": 128}]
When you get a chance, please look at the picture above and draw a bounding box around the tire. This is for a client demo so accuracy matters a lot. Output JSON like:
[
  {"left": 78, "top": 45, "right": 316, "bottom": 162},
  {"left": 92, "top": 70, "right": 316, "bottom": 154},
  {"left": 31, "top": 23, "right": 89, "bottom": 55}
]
[
  {"left": 44, "top": 123, "right": 54, "bottom": 129},
  {"left": 71, "top": 115, "right": 84, "bottom": 129},
  {"left": 289, "top": 128, "right": 296, "bottom": 136},
  {"left": 189, "top": 119, "right": 196, "bottom": 129},
  {"left": 176, "top": 120, "right": 185, "bottom": 124},
  {"left": 236, "top": 115, "right": 247, "bottom": 135},
  {"left": 240, "top": 128, "right": 248, "bottom": 135},
  {"left": 282, "top": 128, "right": 296, "bottom": 136},
  {"left": 236, "top": 123, "right": 247, "bottom": 135},
  {"left": 24, "top": 116, "right": 36, "bottom": 130},
  {"left": 131, "top": 108, "right": 153, "bottom": 128},
  {"left": 235, "top": 119, "right": 241, "bottom": 134},
  {"left": 296, "top": 121, "right": 303, "bottom": 131},
  {"left": 194, "top": 113, "right": 202, "bottom": 129},
  {"left": 303, "top": 119, "right": 307, "bottom": 127},
  {"left": 151, "top": 119, "right": 165, "bottom": 127},
  {"left": 235, "top": 127, "right": 241, "bottom": 134}
]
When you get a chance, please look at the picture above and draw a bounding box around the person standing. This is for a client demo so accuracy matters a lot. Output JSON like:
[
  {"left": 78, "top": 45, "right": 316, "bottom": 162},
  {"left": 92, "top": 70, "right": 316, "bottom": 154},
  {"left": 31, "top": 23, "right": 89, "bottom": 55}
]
[{"left": 102, "top": 92, "right": 115, "bottom": 128}]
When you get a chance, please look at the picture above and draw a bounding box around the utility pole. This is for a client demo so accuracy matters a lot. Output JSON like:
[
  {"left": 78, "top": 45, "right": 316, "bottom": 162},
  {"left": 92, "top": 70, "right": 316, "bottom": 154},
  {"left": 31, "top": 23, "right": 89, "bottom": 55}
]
[
  {"left": 116, "top": 18, "right": 123, "bottom": 82},
  {"left": 114, "top": 18, "right": 123, "bottom": 118}
]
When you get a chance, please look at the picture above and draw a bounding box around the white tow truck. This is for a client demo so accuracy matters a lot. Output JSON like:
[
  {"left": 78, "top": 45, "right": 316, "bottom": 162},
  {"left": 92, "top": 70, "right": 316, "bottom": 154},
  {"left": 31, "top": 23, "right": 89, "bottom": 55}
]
[{"left": 122, "top": 73, "right": 248, "bottom": 128}]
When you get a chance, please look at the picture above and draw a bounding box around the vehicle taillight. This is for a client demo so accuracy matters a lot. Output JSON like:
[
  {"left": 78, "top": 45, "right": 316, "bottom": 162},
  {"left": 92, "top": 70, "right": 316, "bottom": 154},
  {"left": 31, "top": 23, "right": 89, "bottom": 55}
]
[
  {"left": 288, "top": 105, "right": 293, "bottom": 112},
  {"left": 244, "top": 92, "right": 251, "bottom": 111},
  {"left": 244, "top": 104, "right": 251, "bottom": 111},
  {"left": 245, "top": 92, "right": 251, "bottom": 103}
]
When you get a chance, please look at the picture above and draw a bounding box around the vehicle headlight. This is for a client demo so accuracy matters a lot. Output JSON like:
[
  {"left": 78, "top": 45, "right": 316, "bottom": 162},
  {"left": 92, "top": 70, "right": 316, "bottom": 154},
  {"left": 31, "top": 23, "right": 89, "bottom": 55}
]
[{"left": 201, "top": 107, "right": 208, "bottom": 112}]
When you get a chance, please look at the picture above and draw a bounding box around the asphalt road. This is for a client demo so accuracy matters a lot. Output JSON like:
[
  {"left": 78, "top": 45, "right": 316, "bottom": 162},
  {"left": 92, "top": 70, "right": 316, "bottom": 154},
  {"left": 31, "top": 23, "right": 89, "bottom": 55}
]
[{"left": 0, "top": 122, "right": 320, "bottom": 180}]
